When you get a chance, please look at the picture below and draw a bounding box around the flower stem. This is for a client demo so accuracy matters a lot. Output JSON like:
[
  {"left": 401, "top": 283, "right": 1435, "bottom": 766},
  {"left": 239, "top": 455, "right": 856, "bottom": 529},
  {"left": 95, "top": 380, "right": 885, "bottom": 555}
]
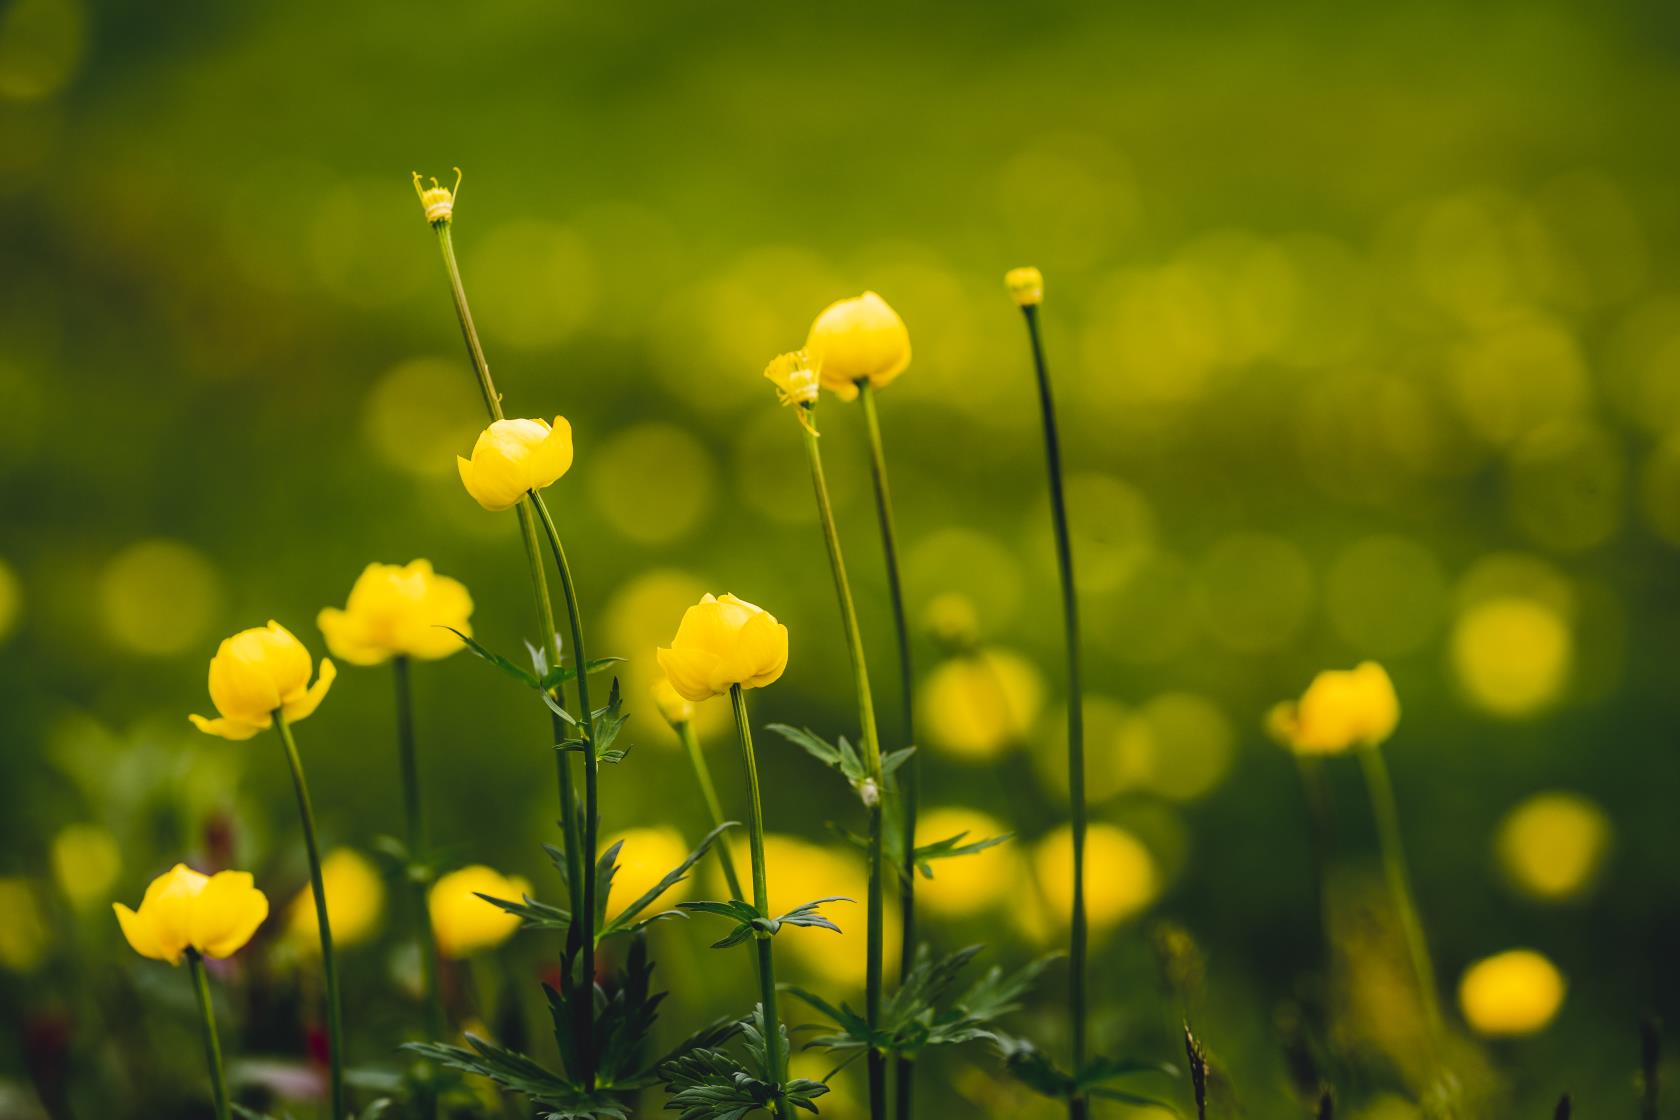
[
  {"left": 530, "top": 490, "right": 599, "bottom": 1092},
  {"left": 730, "top": 684, "right": 788, "bottom": 1119},
  {"left": 186, "top": 950, "right": 230, "bottom": 1120},
  {"left": 797, "top": 414, "right": 886, "bottom": 1120},
  {"left": 274, "top": 712, "right": 346, "bottom": 1120},
  {"left": 1357, "top": 744, "right": 1443, "bottom": 1047},
  {"left": 677, "top": 719, "right": 746, "bottom": 902},
  {"left": 393, "top": 657, "right": 448, "bottom": 1060},
  {"left": 858, "top": 382, "right": 918, "bottom": 1120},
  {"left": 1017, "top": 304, "right": 1088, "bottom": 1119}
]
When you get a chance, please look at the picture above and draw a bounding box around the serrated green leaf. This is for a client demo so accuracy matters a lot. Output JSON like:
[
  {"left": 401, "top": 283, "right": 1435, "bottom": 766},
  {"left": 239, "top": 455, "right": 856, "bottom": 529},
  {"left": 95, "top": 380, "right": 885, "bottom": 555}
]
[
  {"left": 913, "top": 830, "right": 1013, "bottom": 879},
  {"left": 602, "top": 822, "right": 736, "bottom": 938},
  {"left": 541, "top": 656, "right": 626, "bottom": 692},
  {"left": 443, "top": 627, "right": 541, "bottom": 688}
]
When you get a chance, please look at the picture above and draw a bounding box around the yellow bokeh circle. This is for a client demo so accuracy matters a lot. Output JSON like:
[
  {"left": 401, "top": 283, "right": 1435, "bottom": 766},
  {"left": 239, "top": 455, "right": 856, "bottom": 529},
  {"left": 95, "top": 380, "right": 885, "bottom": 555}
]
[
  {"left": 98, "top": 539, "right": 224, "bottom": 657},
  {"left": 919, "top": 648, "right": 1044, "bottom": 760},
  {"left": 1495, "top": 792, "right": 1611, "bottom": 903},
  {"left": 1450, "top": 596, "right": 1572, "bottom": 716}
]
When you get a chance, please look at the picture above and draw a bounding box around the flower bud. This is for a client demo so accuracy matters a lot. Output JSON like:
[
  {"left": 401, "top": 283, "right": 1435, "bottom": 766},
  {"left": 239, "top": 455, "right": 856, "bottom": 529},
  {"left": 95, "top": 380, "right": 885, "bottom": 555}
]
[
  {"left": 1267, "top": 661, "right": 1399, "bottom": 754},
  {"left": 114, "top": 863, "right": 268, "bottom": 964},
  {"left": 656, "top": 593, "right": 789, "bottom": 702},
  {"left": 804, "top": 291, "right": 911, "bottom": 401},
  {"left": 1005, "top": 266, "right": 1044, "bottom": 307},
  {"left": 1458, "top": 949, "right": 1565, "bottom": 1036},
  {"left": 428, "top": 865, "right": 529, "bottom": 959},
  {"left": 651, "top": 676, "right": 695, "bottom": 727},
  {"left": 318, "top": 560, "right": 474, "bottom": 666},
  {"left": 857, "top": 778, "right": 880, "bottom": 807},
  {"left": 456, "top": 416, "right": 575, "bottom": 512},
  {"left": 412, "top": 168, "right": 461, "bottom": 225},
  {"left": 189, "top": 622, "right": 336, "bottom": 741}
]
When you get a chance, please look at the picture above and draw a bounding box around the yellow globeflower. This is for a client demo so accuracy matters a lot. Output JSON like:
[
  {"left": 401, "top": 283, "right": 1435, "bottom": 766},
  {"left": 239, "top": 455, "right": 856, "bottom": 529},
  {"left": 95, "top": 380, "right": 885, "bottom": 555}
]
[
  {"left": 113, "top": 864, "right": 269, "bottom": 964},
  {"left": 656, "top": 593, "right": 789, "bottom": 702},
  {"left": 604, "top": 827, "right": 693, "bottom": 913},
  {"left": 804, "top": 291, "right": 911, "bottom": 401},
  {"left": 456, "top": 416, "right": 575, "bottom": 512},
  {"left": 915, "top": 807, "right": 1020, "bottom": 919},
  {"left": 285, "top": 848, "right": 386, "bottom": 951},
  {"left": 429, "top": 865, "right": 530, "bottom": 959},
  {"left": 651, "top": 676, "right": 695, "bottom": 726},
  {"left": 1005, "top": 266, "right": 1044, "bottom": 308},
  {"left": 1268, "top": 661, "right": 1399, "bottom": 754},
  {"left": 1458, "top": 949, "right": 1566, "bottom": 1036},
  {"left": 318, "top": 560, "right": 474, "bottom": 665},
  {"left": 1496, "top": 792, "right": 1612, "bottom": 902},
  {"left": 188, "top": 621, "right": 336, "bottom": 741},
  {"left": 1034, "top": 824, "right": 1157, "bottom": 934},
  {"left": 51, "top": 824, "right": 122, "bottom": 910},
  {"left": 920, "top": 648, "right": 1044, "bottom": 760},
  {"left": 0, "top": 878, "right": 48, "bottom": 972}
]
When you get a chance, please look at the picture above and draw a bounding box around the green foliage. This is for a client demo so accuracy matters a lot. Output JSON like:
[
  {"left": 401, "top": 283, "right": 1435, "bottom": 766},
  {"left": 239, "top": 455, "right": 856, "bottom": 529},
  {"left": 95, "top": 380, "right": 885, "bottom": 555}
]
[
  {"left": 993, "top": 1033, "right": 1180, "bottom": 1111},
  {"left": 908, "top": 828, "right": 1013, "bottom": 881},
  {"left": 558, "top": 677, "right": 632, "bottom": 763},
  {"left": 661, "top": 1008, "right": 830, "bottom": 1119},
  {"left": 678, "top": 895, "right": 850, "bottom": 949}
]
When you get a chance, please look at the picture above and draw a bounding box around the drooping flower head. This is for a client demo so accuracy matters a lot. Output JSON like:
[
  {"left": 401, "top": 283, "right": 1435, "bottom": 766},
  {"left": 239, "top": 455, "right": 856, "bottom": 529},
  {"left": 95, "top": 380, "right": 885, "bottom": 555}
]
[
  {"left": 189, "top": 622, "right": 336, "bottom": 741},
  {"left": 114, "top": 863, "right": 268, "bottom": 964},
  {"left": 1005, "top": 266, "right": 1044, "bottom": 308},
  {"left": 803, "top": 291, "right": 911, "bottom": 401},
  {"left": 428, "top": 865, "right": 530, "bottom": 959},
  {"left": 656, "top": 593, "right": 789, "bottom": 702},
  {"left": 1267, "top": 661, "right": 1399, "bottom": 754},
  {"left": 318, "top": 560, "right": 474, "bottom": 665},
  {"left": 456, "top": 416, "right": 575, "bottom": 512}
]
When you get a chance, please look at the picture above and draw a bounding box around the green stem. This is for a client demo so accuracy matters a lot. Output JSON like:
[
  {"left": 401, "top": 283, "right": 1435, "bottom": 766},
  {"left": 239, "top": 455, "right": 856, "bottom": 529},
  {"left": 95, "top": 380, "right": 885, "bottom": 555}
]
[
  {"left": 730, "top": 685, "right": 788, "bottom": 1119},
  {"left": 858, "top": 382, "right": 918, "bottom": 1120},
  {"left": 1019, "top": 305, "right": 1087, "bottom": 1120},
  {"left": 1357, "top": 745, "right": 1443, "bottom": 1047},
  {"left": 797, "top": 414, "right": 886, "bottom": 1120},
  {"left": 1293, "top": 754, "right": 1336, "bottom": 994},
  {"left": 274, "top": 713, "right": 346, "bottom": 1120},
  {"left": 394, "top": 657, "right": 448, "bottom": 1060},
  {"left": 187, "top": 950, "right": 231, "bottom": 1120},
  {"left": 530, "top": 490, "right": 599, "bottom": 1092},
  {"left": 678, "top": 720, "right": 746, "bottom": 902}
]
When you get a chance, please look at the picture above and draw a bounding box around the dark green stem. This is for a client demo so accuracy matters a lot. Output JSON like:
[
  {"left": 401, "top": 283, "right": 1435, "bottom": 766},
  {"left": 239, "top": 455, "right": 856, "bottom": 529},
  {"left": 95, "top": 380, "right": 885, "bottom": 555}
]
[
  {"left": 187, "top": 950, "right": 230, "bottom": 1120},
  {"left": 678, "top": 720, "right": 746, "bottom": 901},
  {"left": 1020, "top": 305, "right": 1087, "bottom": 1120},
  {"left": 394, "top": 657, "right": 448, "bottom": 1060},
  {"left": 731, "top": 685, "right": 788, "bottom": 1119},
  {"left": 274, "top": 712, "right": 346, "bottom": 1120}
]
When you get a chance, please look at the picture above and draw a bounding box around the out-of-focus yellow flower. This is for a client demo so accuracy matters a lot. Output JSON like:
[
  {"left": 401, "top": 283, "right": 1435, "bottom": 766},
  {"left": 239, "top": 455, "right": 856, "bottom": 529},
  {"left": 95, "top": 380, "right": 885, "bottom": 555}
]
[
  {"left": 651, "top": 676, "right": 695, "bottom": 726},
  {"left": 1496, "top": 792, "right": 1612, "bottom": 902},
  {"left": 604, "top": 827, "right": 693, "bottom": 913},
  {"left": 51, "top": 825, "right": 121, "bottom": 910},
  {"left": 317, "top": 560, "right": 474, "bottom": 665},
  {"left": 285, "top": 849, "right": 386, "bottom": 951},
  {"left": 188, "top": 621, "right": 336, "bottom": 741},
  {"left": 656, "top": 593, "right": 789, "bottom": 702},
  {"left": 914, "top": 807, "right": 1020, "bottom": 918},
  {"left": 0, "top": 878, "right": 48, "bottom": 972},
  {"left": 804, "top": 291, "right": 911, "bottom": 401},
  {"left": 764, "top": 350, "right": 820, "bottom": 409},
  {"left": 922, "top": 592, "right": 981, "bottom": 650},
  {"left": 1458, "top": 949, "right": 1565, "bottom": 1036},
  {"left": 920, "top": 648, "right": 1044, "bottom": 760},
  {"left": 113, "top": 864, "right": 268, "bottom": 964},
  {"left": 412, "top": 168, "right": 461, "bottom": 225},
  {"left": 456, "top": 417, "right": 575, "bottom": 512},
  {"left": 1034, "top": 824, "right": 1157, "bottom": 934},
  {"left": 429, "top": 865, "right": 530, "bottom": 959},
  {"left": 1268, "top": 661, "right": 1399, "bottom": 755},
  {"left": 1005, "top": 267, "right": 1044, "bottom": 308},
  {"left": 1450, "top": 597, "right": 1571, "bottom": 716}
]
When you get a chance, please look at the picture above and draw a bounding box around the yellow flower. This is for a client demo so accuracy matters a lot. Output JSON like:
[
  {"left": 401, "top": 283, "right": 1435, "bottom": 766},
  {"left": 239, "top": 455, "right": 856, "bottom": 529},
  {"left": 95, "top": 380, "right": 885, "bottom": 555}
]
[
  {"left": 656, "top": 593, "right": 789, "bottom": 702},
  {"left": 1267, "top": 661, "right": 1399, "bottom": 755},
  {"left": 456, "top": 416, "right": 575, "bottom": 512},
  {"left": 285, "top": 848, "right": 386, "bottom": 951},
  {"left": 919, "top": 648, "right": 1044, "bottom": 760},
  {"left": 651, "top": 676, "right": 695, "bottom": 727},
  {"left": 1033, "top": 824, "right": 1157, "bottom": 935},
  {"left": 915, "top": 807, "right": 1021, "bottom": 919},
  {"left": 1458, "top": 949, "right": 1566, "bottom": 1036},
  {"left": 0, "top": 878, "right": 48, "bottom": 973},
  {"left": 113, "top": 864, "right": 268, "bottom": 964},
  {"left": 764, "top": 350, "right": 821, "bottom": 409},
  {"left": 318, "top": 560, "right": 474, "bottom": 666},
  {"left": 1005, "top": 267, "right": 1044, "bottom": 308},
  {"left": 428, "top": 865, "right": 530, "bottom": 959},
  {"left": 604, "top": 827, "right": 693, "bottom": 913},
  {"left": 804, "top": 291, "right": 911, "bottom": 401},
  {"left": 188, "top": 621, "right": 336, "bottom": 741},
  {"left": 51, "top": 825, "right": 121, "bottom": 910}
]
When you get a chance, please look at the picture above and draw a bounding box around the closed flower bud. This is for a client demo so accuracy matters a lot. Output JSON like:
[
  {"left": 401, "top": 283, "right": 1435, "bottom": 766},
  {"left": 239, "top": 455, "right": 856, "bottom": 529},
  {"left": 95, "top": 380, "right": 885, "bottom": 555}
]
[
  {"left": 656, "top": 593, "right": 789, "bottom": 702},
  {"left": 428, "top": 865, "right": 530, "bottom": 959},
  {"left": 318, "top": 560, "right": 474, "bottom": 666},
  {"left": 804, "top": 291, "right": 911, "bottom": 401},
  {"left": 113, "top": 863, "right": 268, "bottom": 964},
  {"left": 651, "top": 676, "right": 695, "bottom": 727},
  {"left": 189, "top": 622, "right": 336, "bottom": 741},
  {"left": 412, "top": 168, "right": 461, "bottom": 225},
  {"left": 1005, "top": 266, "right": 1044, "bottom": 308},
  {"left": 1267, "top": 661, "right": 1399, "bottom": 754},
  {"left": 1458, "top": 949, "right": 1565, "bottom": 1036},
  {"left": 456, "top": 416, "right": 575, "bottom": 512}
]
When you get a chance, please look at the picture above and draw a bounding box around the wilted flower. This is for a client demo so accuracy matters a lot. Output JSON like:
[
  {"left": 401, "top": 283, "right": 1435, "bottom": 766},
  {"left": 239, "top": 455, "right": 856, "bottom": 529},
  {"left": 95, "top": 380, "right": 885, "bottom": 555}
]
[
  {"left": 764, "top": 350, "right": 821, "bottom": 409},
  {"left": 318, "top": 560, "right": 474, "bottom": 665},
  {"left": 656, "top": 593, "right": 789, "bottom": 702},
  {"left": 456, "top": 417, "right": 575, "bottom": 512},
  {"left": 412, "top": 168, "right": 461, "bottom": 226},
  {"left": 285, "top": 848, "right": 386, "bottom": 951},
  {"left": 189, "top": 622, "right": 336, "bottom": 741},
  {"left": 1005, "top": 266, "right": 1044, "bottom": 308},
  {"left": 1458, "top": 949, "right": 1565, "bottom": 1036},
  {"left": 1267, "top": 661, "right": 1399, "bottom": 754},
  {"left": 51, "top": 825, "right": 121, "bottom": 911},
  {"left": 804, "top": 291, "right": 911, "bottom": 401},
  {"left": 651, "top": 676, "right": 695, "bottom": 727},
  {"left": 113, "top": 864, "right": 268, "bottom": 964},
  {"left": 428, "top": 865, "right": 530, "bottom": 959}
]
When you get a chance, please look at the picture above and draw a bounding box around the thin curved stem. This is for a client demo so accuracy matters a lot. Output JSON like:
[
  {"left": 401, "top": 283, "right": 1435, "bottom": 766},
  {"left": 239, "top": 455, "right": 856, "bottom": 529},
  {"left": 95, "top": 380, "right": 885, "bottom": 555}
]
[
  {"left": 274, "top": 713, "right": 345, "bottom": 1120},
  {"left": 797, "top": 413, "right": 886, "bottom": 1120},
  {"left": 394, "top": 657, "right": 448, "bottom": 1059},
  {"left": 678, "top": 719, "right": 746, "bottom": 902},
  {"left": 730, "top": 685, "right": 788, "bottom": 1119},
  {"left": 187, "top": 950, "right": 230, "bottom": 1120}
]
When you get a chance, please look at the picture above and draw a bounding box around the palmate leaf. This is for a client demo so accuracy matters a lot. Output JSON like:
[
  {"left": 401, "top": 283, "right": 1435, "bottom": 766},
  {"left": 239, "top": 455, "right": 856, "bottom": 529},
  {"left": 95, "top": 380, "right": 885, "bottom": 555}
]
[
  {"left": 557, "top": 677, "right": 633, "bottom": 763},
  {"left": 601, "top": 821, "right": 738, "bottom": 940},
  {"left": 402, "top": 1034, "right": 626, "bottom": 1114},
  {"left": 445, "top": 626, "right": 540, "bottom": 688},
  {"left": 661, "top": 1007, "right": 829, "bottom": 1119},
  {"left": 766, "top": 723, "right": 872, "bottom": 790}
]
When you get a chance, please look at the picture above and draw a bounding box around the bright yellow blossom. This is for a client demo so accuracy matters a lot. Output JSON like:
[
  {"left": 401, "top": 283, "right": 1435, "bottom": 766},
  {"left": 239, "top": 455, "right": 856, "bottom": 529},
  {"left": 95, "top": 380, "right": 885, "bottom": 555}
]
[
  {"left": 317, "top": 560, "right": 474, "bottom": 665},
  {"left": 804, "top": 291, "right": 911, "bottom": 401},
  {"left": 1005, "top": 267, "right": 1044, "bottom": 308},
  {"left": 456, "top": 416, "right": 575, "bottom": 512},
  {"left": 656, "top": 593, "right": 789, "bottom": 702},
  {"left": 188, "top": 621, "right": 336, "bottom": 741},
  {"left": 285, "top": 848, "right": 386, "bottom": 951},
  {"left": 113, "top": 864, "right": 268, "bottom": 964},
  {"left": 51, "top": 824, "right": 121, "bottom": 910},
  {"left": 604, "top": 827, "right": 693, "bottom": 913},
  {"left": 1267, "top": 661, "right": 1399, "bottom": 755},
  {"left": 1458, "top": 949, "right": 1566, "bottom": 1036},
  {"left": 428, "top": 865, "right": 530, "bottom": 959},
  {"left": 651, "top": 676, "right": 695, "bottom": 726}
]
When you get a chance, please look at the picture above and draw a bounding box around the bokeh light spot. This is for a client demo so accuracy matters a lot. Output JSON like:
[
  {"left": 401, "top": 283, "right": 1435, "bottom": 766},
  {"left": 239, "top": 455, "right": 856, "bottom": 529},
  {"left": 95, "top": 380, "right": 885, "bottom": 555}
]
[
  {"left": 914, "top": 807, "right": 1021, "bottom": 919},
  {"left": 363, "top": 357, "right": 484, "bottom": 479},
  {"left": 1495, "top": 792, "right": 1611, "bottom": 903},
  {"left": 49, "top": 824, "right": 119, "bottom": 910},
  {"left": 0, "top": 557, "right": 20, "bottom": 644},
  {"left": 1033, "top": 824, "right": 1157, "bottom": 938},
  {"left": 905, "top": 529, "right": 1023, "bottom": 631},
  {"left": 468, "top": 220, "right": 597, "bottom": 350},
  {"left": 603, "top": 826, "right": 693, "bottom": 912},
  {"left": 98, "top": 539, "right": 223, "bottom": 657},
  {"left": 1449, "top": 317, "right": 1588, "bottom": 447},
  {"left": 0, "top": 878, "right": 47, "bottom": 972},
  {"left": 919, "top": 648, "right": 1043, "bottom": 761},
  {"left": 589, "top": 422, "right": 716, "bottom": 545},
  {"left": 0, "top": 0, "right": 84, "bottom": 102},
  {"left": 1450, "top": 596, "right": 1572, "bottom": 717}
]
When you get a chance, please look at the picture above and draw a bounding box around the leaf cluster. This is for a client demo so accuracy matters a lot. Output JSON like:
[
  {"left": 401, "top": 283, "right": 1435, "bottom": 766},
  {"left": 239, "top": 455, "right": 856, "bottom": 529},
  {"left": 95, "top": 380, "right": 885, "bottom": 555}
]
[
  {"left": 677, "top": 895, "right": 850, "bottom": 949},
  {"left": 993, "top": 1032, "right": 1180, "bottom": 1111},
  {"left": 660, "top": 1008, "right": 830, "bottom": 1120}
]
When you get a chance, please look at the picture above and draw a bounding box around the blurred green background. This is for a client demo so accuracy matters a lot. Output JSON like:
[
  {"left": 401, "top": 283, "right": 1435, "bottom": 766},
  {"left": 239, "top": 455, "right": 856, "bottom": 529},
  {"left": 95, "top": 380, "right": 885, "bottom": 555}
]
[{"left": 3, "top": 0, "right": 1679, "bottom": 1116}]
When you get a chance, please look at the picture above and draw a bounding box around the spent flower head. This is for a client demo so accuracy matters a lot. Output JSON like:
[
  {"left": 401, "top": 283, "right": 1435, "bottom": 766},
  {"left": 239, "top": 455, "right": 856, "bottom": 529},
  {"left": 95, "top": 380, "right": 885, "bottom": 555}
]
[{"left": 412, "top": 167, "right": 461, "bottom": 226}]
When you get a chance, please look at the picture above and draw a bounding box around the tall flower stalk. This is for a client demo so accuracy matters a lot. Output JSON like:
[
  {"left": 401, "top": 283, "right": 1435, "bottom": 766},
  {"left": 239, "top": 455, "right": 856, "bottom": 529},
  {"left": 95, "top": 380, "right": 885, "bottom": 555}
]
[
  {"left": 392, "top": 656, "right": 448, "bottom": 1047},
  {"left": 656, "top": 682, "right": 747, "bottom": 902},
  {"left": 1358, "top": 743, "right": 1443, "bottom": 1044},
  {"left": 731, "top": 683, "right": 789, "bottom": 1118},
  {"left": 187, "top": 949, "right": 232, "bottom": 1120},
  {"left": 1007, "top": 268, "right": 1090, "bottom": 1120}
]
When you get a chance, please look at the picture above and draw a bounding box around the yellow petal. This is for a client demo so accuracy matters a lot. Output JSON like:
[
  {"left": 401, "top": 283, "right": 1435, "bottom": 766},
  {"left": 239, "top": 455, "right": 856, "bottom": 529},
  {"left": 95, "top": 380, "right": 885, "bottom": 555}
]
[
  {"left": 190, "top": 871, "right": 269, "bottom": 958},
  {"left": 529, "top": 416, "right": 575, "bottom": 491},
  {"left": 188, "top": 713, "right": 266, "bottom": 740},
  {"left": 114, "top": 902, "right": 171, "bottom": 962},
  {"left": 656, "top": 645, "right": 722, "bottom": 702},
  {"left": 281, "top": 659, "right": 336, "bottom": 724},
  {"left": 317, "top": 606, "right": 391, "bottom": 667}
]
